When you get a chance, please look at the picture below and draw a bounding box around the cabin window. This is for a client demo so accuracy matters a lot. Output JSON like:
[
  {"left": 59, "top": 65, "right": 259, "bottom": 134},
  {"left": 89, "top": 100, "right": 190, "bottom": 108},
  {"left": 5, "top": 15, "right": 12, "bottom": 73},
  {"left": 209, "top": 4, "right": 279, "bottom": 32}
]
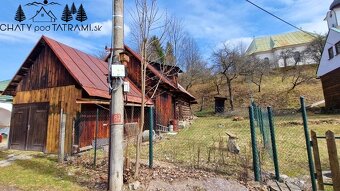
[
  {"left": 336, "top": 41, "right": 340, "bottom": 55},
  {"left": 328, "top": 47, "right": 334, "bottom": 59}
]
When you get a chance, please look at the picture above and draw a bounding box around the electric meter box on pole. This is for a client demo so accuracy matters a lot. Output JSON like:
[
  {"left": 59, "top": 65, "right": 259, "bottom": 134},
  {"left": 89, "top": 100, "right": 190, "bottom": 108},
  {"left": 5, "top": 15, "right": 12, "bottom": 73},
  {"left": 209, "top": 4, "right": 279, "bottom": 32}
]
[{"left": 111, "top": 65, "right": 126, "bottom": 77}]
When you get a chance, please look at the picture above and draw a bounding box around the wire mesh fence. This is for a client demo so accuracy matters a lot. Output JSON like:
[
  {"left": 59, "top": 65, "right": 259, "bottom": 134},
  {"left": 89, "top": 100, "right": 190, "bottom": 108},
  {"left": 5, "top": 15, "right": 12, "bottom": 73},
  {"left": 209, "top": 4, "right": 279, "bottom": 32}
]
[
  {"left": 251, "top": 102, "right": 310, "bottom": 179},
  {"left": 72, "top": 98, "right": 340, "bottom": 189},
  {"left": 135, "top": 107, "right": 253, "bottom": 181}
]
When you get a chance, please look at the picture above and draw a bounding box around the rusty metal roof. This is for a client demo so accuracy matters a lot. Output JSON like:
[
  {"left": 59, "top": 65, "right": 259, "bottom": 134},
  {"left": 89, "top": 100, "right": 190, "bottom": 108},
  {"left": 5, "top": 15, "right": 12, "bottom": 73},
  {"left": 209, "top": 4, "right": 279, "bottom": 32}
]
[
  {"left": 5, "top": 36, "right": 152, "bottom": 105},
  {"left": 124, "top": 46, "right": 196, "bottom": 102}
]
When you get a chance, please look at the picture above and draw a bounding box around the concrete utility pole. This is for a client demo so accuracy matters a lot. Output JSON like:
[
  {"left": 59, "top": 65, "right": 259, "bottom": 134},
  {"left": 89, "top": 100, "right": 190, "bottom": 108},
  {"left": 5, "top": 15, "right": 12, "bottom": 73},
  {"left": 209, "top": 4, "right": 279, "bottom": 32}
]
[{"left": 109, "top": 0, "right": 124, "bottom": 190}]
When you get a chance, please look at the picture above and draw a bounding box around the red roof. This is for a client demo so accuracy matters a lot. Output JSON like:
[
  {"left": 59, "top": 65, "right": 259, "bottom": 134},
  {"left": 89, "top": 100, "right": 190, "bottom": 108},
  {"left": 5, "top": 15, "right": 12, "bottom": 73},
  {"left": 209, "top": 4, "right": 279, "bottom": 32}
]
[
  {"left": 6, "top": 36, "right": 152, "bottom": 105},
  {"left": 123, "top": 46, "right": 196, "bottom": 101}
]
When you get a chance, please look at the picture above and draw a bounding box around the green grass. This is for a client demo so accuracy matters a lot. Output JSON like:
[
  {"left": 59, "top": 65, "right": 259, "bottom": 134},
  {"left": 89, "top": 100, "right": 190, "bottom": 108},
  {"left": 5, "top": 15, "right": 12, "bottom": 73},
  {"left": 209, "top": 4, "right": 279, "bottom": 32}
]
[
  {"left": 0, "top": 151, "right": 88, "bottom": 191},
  {"left": 138, "top": 113, "right": 340, "bottom": 178}
]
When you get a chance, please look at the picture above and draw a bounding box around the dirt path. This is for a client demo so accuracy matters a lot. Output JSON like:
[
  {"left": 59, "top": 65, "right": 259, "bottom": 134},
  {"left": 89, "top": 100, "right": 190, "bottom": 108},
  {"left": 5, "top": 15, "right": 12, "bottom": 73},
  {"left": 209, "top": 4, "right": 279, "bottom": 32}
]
[
  {"left": 0, "top": 185, "right": 21, "bottom": 191},
  {"left": 0, "top": 153, "right": 32, "bottom": 167}
]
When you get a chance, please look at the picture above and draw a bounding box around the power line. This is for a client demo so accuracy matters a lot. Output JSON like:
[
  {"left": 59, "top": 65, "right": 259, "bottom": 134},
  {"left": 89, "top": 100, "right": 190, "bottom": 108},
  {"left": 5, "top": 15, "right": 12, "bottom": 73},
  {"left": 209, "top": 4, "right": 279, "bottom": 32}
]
[
  {"left": 245, "top": 0, "right": 316, "bottom": 38},
  {"left": 245, "top": 0, "right": 335, "bottom": 47}
]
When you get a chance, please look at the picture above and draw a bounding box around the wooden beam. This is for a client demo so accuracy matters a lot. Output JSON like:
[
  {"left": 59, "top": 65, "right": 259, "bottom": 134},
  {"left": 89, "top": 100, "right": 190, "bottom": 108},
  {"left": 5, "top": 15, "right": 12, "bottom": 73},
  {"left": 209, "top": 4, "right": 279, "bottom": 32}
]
[
  {"left": 76, "top": 99, "right": 110, "bottom": 105},
  {"left": 311, "top": 130, "right": 324, "bottom": 190},
  {"left": 326, "top": 130, "right": 340, "bottom": 191}
]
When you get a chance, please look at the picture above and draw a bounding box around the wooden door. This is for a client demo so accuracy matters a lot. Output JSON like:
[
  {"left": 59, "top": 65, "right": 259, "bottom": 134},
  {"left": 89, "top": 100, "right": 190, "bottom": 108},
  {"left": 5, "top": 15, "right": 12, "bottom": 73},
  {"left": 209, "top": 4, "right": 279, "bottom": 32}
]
[
  {"left": 9, "top": 103, "right": 49, "bottom": 152},
  {"left": 9, "top": 105, "right": 29, "bottom": 150},
  {"left": 26, "top": 104, "right": 49, "bottom": 151}
]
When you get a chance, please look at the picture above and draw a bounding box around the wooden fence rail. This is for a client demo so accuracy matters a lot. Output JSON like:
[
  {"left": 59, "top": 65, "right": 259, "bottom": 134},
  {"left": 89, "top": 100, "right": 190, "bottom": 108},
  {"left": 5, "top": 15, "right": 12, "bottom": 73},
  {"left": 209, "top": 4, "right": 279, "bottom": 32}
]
[
  {"left": 325, "top": 130, "right": 340, "bottom": 191},
  {"left": 311, "top": 130, "right": 324, "bottom": 190}
]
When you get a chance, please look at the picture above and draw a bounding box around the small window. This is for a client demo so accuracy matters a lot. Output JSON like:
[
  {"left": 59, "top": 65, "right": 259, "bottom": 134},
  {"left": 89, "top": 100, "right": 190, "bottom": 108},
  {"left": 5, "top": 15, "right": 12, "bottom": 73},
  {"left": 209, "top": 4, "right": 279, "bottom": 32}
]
[
  {"left": 329, "top": 47, "right": 334, "bottom": 59},
  {"left": 336, "top": 41, "right": 340, "bottom": 55},
  {"left": 293, "top": 51, "right": 301, "bottom": 63},
  {"left": 264, "top": 57, "right": 269, "bottom": 63}
]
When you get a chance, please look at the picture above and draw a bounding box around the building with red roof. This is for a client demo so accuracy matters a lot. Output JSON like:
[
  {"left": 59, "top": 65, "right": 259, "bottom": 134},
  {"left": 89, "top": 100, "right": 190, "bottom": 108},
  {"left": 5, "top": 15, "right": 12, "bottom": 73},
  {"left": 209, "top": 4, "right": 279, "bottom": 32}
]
[{"left": 3, "top": 36, "right": 196, "bottom": 153}]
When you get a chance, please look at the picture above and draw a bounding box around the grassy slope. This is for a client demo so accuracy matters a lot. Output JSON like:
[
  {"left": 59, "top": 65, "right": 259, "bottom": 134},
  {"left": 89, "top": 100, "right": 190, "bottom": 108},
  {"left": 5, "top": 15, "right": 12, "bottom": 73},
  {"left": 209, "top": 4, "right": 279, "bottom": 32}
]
[
  {"left": 188, "top": 65, "right": 324, "bottom": 112},
  {"left": 0, "top": 151, "right": 88, "bottom": 191}
]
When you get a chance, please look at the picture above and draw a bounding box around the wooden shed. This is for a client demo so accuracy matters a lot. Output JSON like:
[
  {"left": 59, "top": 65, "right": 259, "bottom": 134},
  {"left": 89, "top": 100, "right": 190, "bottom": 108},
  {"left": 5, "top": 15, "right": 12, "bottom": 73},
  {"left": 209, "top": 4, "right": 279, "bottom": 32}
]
[
  {"left": 214, "top": 96, "right": 228, "bottom": 113},
  {"left": 3, "top": 36, "right": 152, "bottom": 154}
]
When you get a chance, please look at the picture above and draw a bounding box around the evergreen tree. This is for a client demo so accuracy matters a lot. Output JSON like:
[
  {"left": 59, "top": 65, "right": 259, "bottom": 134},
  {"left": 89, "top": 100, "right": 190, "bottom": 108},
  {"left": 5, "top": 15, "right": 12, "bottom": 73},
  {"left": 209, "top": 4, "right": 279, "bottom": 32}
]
[
  {"left": 147, "top": 36, "right": 164, "bottom": 63},
  {"left": 61, "top": 5, "right": 73, "bottom": 22},
  {"left": 165, "top": 42, "right": 176, "bottom": 65},
  {"left": 71, "top": 3, "right": 77, "bottom": 14},
  {"left": 15, "top": 5, "right": 26, "bottom": 22},
  {"left": 76, "top": 4, "right": 87, "bottom": 22}
]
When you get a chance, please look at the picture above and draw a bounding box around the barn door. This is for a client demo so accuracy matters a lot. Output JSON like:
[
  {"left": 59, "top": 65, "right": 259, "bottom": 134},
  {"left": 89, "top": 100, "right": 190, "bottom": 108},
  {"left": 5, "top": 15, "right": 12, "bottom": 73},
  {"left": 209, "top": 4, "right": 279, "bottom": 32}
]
[
  {"left": 10, "top": 103, "right": 49, "bottom": 152},
  {"left": 9, "top": 105, "right": 29, "bottom": 150},
  {"left": 26, "top": 104, "right": 49, "bottom": 151}
]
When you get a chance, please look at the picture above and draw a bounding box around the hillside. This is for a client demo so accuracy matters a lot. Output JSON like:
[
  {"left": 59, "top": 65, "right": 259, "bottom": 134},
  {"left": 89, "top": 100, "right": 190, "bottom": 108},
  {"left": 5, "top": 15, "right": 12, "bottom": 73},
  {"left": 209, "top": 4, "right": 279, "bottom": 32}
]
[{"left": 185, "top": 65, "right": 324, "bottom": 112}]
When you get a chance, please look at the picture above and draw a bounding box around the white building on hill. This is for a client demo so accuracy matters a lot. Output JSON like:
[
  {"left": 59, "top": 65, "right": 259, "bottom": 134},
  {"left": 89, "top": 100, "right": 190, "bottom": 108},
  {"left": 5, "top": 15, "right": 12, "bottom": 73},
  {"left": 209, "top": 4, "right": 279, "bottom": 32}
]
[
  {"left": 246, "top": 31, "right": 315, "bottom": 67},
  {"left": 317, "top": 0, "right": 340, "bottom": 110}
]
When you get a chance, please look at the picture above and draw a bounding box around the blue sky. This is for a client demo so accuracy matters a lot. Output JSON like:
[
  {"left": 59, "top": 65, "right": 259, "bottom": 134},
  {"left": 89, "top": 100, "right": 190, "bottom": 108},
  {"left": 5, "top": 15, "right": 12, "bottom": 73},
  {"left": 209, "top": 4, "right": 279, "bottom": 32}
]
[{"left": 0, "top": 0, "right": 332, "bottom": 81}]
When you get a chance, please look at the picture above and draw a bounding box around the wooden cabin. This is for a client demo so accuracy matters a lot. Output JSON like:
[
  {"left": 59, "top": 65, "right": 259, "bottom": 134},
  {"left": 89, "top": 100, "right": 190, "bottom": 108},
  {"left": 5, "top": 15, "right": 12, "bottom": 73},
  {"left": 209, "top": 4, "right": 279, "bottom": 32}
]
[
  {"left": 3, "top": 36, "right": 196, "bottom": 154},
  {"left": 109, "top": 46, "right": 197, "bottom": 126}
]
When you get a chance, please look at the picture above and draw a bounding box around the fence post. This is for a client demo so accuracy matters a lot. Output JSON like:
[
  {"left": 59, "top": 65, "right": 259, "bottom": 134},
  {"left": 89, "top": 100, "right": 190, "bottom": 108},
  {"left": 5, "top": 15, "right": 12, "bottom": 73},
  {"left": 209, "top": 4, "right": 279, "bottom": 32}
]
[
  {"left": 259, "top": 108, "right": 267, "bottom": 147},
  {"left": 249, "top": 105, "right": 260, "bottom": 181},
  {"left": 94, "top": 108, "right": 99, "bottom": 167},
  {"left": 310, "top": 130, "right": 324, "bottom": 190},
  {"left": 300, "top": 97, "right": 317, "bottom": 191},
  {"left": 149, "top": 106, "right": 154, "bottom": 168},
  {"left": 326, "top": 130, "right": 340, "bottom": 191},
  {"left": 267, "top": 107, "right": 280, "bottom": 181},
  {"left": 58, "top": 109, "right": 66, "bottom": 163}
]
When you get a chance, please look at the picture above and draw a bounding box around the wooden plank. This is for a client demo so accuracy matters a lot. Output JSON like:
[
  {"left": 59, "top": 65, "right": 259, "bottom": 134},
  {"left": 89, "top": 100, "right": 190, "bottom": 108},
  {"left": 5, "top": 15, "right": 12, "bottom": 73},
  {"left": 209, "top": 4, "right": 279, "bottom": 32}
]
[
  {"left": 311, "top": 130, "right": 324, "bottom": 190},
  {"left": 325, "top": 130, "right": 340, "bottom": 191},
  {"left": 13, "top": 85, "right": 81, "bottom": 154}
]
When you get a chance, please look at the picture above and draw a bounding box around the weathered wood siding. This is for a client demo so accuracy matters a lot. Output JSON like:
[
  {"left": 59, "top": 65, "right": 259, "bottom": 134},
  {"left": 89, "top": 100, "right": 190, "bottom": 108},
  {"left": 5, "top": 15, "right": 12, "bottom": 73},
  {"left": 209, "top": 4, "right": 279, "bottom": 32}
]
[
  {"left": 155, "top": 93, "right": 174, "bottom": 126},
  {"left": 77, "top": 105, "right": 110, "bottom": 148},
  {"left": 13, "top": 86, "right": 81, "bottom": 154},
  {"left": 16, "top": 46, "right": 77, "bottom": 92},
  {"left": 175, "top": 98, "right": 192, "bottom": 120},
  {"left": 126, "top": 55, "right": 142, "bottom": 89},
  {"left": 76, "top": 106, "right": 151, "bottom": 148},
  {"left": 321, "top": 67, "right": 340, "bottom": 109}
]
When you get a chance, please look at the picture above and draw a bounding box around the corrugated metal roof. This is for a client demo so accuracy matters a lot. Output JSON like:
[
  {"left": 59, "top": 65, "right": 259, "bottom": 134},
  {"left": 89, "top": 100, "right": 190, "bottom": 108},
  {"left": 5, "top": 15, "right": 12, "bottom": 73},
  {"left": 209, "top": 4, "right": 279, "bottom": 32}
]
[
  {"left": 0, "top": 80, "right": 10, "bottom": 92},
  {"left": 246, "top": 31, "right": 315, "bottom": 55},
  {"left": 5, "top": 36, "right": 152, "bottom": 105},
  {"left": 124, "top": 46, "right": 196, "bottom": 101},
  {"left": 44, "top": 36, "right": 153, "bottom": 105},
  {"left": 0, "top": 80, "right": 12, "bottom": 102}
]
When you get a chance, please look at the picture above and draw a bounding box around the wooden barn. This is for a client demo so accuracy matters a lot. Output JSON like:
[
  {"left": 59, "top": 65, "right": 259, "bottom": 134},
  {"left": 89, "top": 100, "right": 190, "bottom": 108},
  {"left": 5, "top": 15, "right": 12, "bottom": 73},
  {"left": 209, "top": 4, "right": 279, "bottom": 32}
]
[
  {"left": 3, "top": 36, "right": 196, "bottom": 154},
  {"left": 3, "top": 36, "right": 153, "bottom": 154}
]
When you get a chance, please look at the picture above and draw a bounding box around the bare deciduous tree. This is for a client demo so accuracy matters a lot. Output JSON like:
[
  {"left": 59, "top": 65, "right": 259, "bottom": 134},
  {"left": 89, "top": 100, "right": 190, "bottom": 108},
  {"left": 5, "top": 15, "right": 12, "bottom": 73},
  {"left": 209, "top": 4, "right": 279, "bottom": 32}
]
[
  {"left": 244, "top": 56, "right": 271, "bottom": 92},
  {"left": 303, "top": 34, "right": 326, "bottom": 64},
  {"left": 129, "top": 0, "right": 185, "bottom": 178},
  {"left": 288, "top": 67, "right": 314, "bottom": 91},
  {"left": 212, "top": 43, "right": 246, "bottom": 111},
  {"left": 178, "top": 36, "right": 208, "bottom": 90},
  {"left": 212, "top": 74, "right": 224, "bottom": 95}
]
